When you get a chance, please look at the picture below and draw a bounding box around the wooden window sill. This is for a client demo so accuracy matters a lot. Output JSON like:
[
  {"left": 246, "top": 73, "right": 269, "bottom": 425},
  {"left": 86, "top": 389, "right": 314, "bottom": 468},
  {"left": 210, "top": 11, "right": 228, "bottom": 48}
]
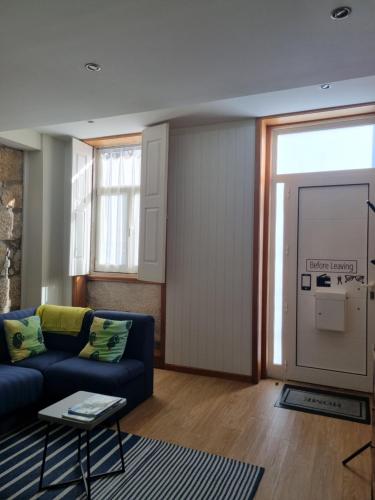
[{"left": 87, "top": 273, "right": 161, "bottom": 285}]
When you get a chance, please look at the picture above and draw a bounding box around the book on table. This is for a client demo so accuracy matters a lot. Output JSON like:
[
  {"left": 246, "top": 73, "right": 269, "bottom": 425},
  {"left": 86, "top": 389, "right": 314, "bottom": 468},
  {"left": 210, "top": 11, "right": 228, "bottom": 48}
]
[
  {"left": 62, "top": 394, "right": 123, "bottom": 421},
  {"left": 61, "top": 412, "right": 96, "bottom": 423}
]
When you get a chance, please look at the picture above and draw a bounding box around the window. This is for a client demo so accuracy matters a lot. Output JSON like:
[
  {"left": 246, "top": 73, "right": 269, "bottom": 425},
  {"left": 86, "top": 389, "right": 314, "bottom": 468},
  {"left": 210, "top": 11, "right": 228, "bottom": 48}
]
[
  {"left": 69, "top": 124, "right": 168, "bottom": 281},
  {"left": 276, "top": 121, "right": 375, "bottom": 175},
  {"left": 94, "top": 145, "right": 141, "bottom": 273},
  {"left": 272, "top": 182, "right": 284, "bottom": 365}
]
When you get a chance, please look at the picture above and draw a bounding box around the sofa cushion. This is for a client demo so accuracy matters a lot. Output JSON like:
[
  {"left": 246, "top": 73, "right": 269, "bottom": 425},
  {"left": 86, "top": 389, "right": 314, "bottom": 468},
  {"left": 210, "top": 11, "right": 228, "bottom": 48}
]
[
  {"left": 15, "top": 350, "right": 73, "bottom": 373},
  {"left": 94, "top": 310, "right": 154, "bottom": 361},
  {"left": 0, "top": 364, "right": 43, "bottom": 417},
  {"left": 4, "top": 315, "right": 47, "bottom": 363},
  {"left": 79, "top": 317, "right": 132, "bottom": 363},
  {"left": 44, "top": 356, "right": 145, "bottom": 399},
  {"left": 0, "top": 308, "right": 36, "bottom": 363},
  {"left": 94, "top": 310, "right": 155, "bottom": 398}
]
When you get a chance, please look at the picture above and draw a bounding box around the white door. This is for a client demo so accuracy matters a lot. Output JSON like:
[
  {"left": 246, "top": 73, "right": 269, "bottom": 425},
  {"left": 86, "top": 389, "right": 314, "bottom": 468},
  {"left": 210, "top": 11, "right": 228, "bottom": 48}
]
[{"left": 283, "top": 170, "right": 375, "bottom": 392}]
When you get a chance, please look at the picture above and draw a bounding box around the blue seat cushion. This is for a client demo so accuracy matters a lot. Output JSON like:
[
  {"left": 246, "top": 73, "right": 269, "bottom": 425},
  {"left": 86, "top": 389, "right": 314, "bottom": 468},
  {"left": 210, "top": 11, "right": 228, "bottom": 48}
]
[
  {"left": 15, "top": 350, "right": 73, "bottom": 373},
  {"left": 0, "top": 364, "right": 43, "bottom": 417},
  {"left": 44, "top": 356, "right": 145, "bottom": 399}
]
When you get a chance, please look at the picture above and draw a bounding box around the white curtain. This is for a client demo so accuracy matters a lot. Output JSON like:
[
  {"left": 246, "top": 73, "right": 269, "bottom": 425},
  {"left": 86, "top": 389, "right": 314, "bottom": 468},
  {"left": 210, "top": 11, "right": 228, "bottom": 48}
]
[{"left": 95, "top": 146, "right": 141, "bottom": 273}]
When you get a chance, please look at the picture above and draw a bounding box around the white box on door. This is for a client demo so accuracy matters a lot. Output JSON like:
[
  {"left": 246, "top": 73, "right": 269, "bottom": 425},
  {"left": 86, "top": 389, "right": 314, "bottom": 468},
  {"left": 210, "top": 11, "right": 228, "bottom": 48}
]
[{"left": 315, "top": 290, "right": 347, "bottom": 332}]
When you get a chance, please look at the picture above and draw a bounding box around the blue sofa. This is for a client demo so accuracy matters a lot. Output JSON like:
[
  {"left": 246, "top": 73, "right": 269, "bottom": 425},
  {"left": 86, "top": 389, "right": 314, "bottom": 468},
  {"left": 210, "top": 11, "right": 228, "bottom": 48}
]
[{"left": 0, "top": 307, "right": 154, "bottom": 433}]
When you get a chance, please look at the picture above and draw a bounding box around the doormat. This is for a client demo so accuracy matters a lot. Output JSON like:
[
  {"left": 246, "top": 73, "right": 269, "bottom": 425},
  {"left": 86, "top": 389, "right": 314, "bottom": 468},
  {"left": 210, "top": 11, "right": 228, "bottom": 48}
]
[{"left": 275, "top": 384, "right": 370, "bottom": 424}]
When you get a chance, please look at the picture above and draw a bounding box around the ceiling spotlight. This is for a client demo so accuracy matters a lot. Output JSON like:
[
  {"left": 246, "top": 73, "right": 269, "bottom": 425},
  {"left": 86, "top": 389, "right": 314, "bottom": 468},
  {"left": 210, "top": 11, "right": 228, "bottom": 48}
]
[
  {"left": 84, "top": 62, "right": 102, "bottom": 72},
  {"left": 320, "top": 83, "right": 331, "bottom": 90},
  {"left": 330, "top": 6, "right": 352, "bottom": 20}
]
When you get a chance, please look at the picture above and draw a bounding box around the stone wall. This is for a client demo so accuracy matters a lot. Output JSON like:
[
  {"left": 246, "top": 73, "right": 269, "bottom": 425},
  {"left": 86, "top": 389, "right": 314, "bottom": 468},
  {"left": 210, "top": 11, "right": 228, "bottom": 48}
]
[
  {"left": 87, "top": 281, "right": 162, "bottom": 346},
  {"left": 0, "top": 147, "right": 23, "bottom": 312}
]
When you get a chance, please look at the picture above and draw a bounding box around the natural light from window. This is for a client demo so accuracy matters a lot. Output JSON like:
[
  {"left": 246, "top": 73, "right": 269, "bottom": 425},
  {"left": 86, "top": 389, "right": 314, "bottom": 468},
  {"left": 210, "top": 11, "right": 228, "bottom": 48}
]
[
  {"left": 277, "top": 123, "right": 375, "bottom": 175},
  {"left": 95, "top": 145, "right": 141, "bottom": 273},
  {"left": 273, "top": 183, "right": 284, "bottom": 365}
]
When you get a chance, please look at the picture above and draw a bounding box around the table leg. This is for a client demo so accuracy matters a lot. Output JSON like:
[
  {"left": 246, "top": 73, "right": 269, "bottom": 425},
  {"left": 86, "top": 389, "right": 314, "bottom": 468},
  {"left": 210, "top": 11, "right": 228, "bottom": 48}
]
[
  {"left": 116, "top": 419, "right": 125, "bottom": 473},
  {"left": 86, "top": 431, "right": 91, "bottom": 500},
  {"left": 39, "top": 423, "right": 50, "bottom": 491},
  {"left": 342, "top": 441, "right": 372, "bottom": 465},
  {"left": 39, "top": 421, "right": 125, "bottom": 496}
]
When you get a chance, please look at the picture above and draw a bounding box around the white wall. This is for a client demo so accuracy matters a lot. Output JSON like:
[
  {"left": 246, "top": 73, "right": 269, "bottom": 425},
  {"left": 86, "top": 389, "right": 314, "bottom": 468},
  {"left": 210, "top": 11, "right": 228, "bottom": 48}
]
[
  {"left": 165, "top": 121, "right": 255, "bottom": 376},
  {"left": 21, "top": 150, "right": 43, "bottom": 307},
  {"left": 41, "top": 135, "right": 71, "bottom": 304},
  {"left": 22, "top": 134, "right": 71, "bottom": 308},
  {"left": 0, "top": 129, "right": 41, "bottom": 151}
]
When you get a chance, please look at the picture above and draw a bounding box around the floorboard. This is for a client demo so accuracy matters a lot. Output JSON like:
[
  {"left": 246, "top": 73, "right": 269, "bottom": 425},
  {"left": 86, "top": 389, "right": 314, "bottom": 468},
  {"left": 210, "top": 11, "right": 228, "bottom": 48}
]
[{"left": 120, "top": 369, "right": 371, "bottom": 500}]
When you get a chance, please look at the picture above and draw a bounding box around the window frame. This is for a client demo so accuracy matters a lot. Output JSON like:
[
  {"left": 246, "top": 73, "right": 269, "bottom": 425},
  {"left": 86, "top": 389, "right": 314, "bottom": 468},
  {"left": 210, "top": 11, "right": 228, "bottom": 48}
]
[{"left": 89, "top": 134, "right": 142, "bottom": 277}]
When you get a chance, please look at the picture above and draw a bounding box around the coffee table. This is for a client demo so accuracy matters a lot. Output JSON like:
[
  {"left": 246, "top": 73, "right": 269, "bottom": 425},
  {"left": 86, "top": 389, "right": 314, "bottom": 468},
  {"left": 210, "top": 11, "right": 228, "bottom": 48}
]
[{"left": 38, "top": 391, "right": 127, "bottom": 499}]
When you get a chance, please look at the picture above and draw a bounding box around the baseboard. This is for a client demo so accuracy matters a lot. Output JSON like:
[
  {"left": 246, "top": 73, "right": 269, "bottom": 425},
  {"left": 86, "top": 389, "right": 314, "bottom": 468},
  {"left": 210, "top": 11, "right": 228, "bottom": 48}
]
[
  {"left": 154, "top": 347, "right": 164, "bottom": 369},
  {"left": 163, "top": 363, "right": 253, "bottom": 383},
  {"left": 154, "top": 354, "right": 164, "bottom": 369}
]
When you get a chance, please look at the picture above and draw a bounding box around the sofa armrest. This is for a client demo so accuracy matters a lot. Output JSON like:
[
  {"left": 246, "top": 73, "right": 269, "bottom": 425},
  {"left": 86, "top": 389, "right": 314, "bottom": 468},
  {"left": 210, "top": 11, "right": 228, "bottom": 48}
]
[{"left": 94, "top": 310, "right": 155, "bottom": 396}]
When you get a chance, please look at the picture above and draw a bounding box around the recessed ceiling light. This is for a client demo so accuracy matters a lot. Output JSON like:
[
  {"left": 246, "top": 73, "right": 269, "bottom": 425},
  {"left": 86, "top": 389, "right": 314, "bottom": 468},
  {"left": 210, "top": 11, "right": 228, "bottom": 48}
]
[
  {"left": 88, "top": 120, "right": 95, "bottom": 123},
  {"left": 330, "top": 6, "right": 352, "bottom": 20},
  {"left": 320, "top": 83, "right": 331, "bottom": 90},
  {"left": 84, "top": 62, "right": 102, "bottom": 72}
]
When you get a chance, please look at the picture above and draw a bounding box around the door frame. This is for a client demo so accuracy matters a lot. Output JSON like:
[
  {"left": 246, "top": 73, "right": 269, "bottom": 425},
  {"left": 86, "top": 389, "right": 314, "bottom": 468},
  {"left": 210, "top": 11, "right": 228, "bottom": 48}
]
[{"left": 253, "top": 102, "right": 375, "bottom": 383}]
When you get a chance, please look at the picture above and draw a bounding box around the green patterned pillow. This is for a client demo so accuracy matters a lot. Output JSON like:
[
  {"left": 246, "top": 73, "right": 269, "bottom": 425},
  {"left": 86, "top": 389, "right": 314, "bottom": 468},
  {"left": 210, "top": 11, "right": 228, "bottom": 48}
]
[
  {"left": 4, "top": 315, "right": 47, "bottom": 363},
  {"left": 79, "top": 317, "right": 132, "bottom": 363}
]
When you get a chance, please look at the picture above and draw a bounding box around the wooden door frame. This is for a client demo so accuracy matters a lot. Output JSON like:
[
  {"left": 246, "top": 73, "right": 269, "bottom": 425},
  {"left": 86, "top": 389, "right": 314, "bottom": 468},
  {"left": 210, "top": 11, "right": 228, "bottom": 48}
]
[{"left": 252, "top": 101, "right": 375, "bottom": 384}]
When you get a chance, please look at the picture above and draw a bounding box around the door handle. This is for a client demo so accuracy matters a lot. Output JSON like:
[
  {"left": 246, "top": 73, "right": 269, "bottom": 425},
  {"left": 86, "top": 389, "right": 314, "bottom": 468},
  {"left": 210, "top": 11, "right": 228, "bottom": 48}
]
[
  {"left": 361, "top": 281, "right": 375, "bottom": 289},
  {"left": 361, "top": 281, "right": 375, "bottom": 298}
]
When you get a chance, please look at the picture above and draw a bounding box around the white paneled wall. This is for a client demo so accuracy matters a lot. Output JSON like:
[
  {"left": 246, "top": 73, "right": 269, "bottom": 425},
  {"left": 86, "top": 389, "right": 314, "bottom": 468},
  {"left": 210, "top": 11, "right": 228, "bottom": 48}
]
[{"left": 165, "top": 121, "right": 255, "bottom": 375}]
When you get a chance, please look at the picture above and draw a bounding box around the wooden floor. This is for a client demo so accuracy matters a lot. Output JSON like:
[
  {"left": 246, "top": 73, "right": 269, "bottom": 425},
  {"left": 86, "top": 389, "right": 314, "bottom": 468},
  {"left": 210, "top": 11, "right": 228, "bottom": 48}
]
[{"left": 120, "top": 369, "right": 372, "bottom": 500}]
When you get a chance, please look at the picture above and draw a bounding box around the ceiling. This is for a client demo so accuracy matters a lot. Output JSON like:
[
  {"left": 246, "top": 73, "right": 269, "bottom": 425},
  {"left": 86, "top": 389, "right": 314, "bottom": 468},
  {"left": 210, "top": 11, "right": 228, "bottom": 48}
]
[
  {"left": 1, "top": 0, "right": 375, "bottom": 133},
  {"left": 37, "top": 75, "right": 375, "bottom": 138}
]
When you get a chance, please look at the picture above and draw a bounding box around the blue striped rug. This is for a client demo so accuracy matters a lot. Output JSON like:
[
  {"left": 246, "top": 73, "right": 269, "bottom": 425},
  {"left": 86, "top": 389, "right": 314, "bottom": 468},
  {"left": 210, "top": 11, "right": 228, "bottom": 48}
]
[{"left": 0, "top": 422, "right": 264, "bottom": 499}]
